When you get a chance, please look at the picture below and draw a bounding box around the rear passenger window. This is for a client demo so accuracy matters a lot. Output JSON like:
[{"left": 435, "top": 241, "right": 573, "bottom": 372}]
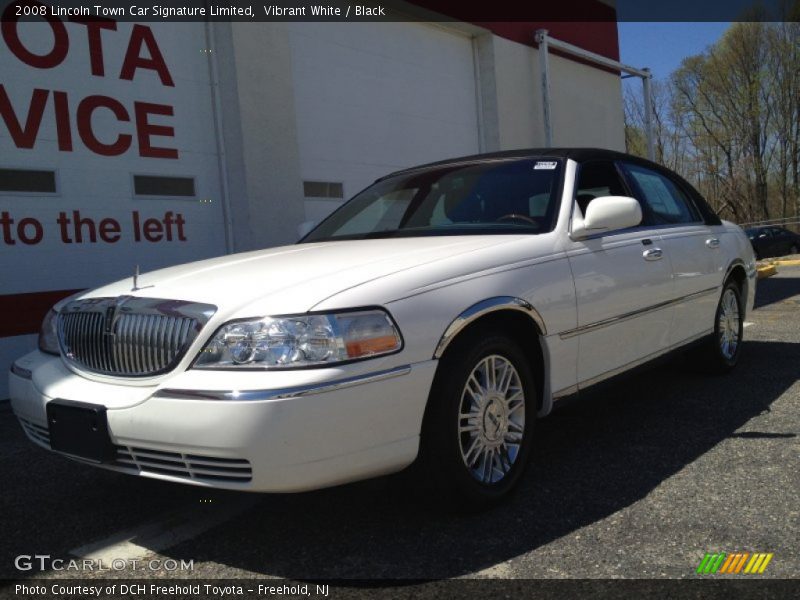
[{"left": 623, "top": 163, "right": 699, "bottom": 224}]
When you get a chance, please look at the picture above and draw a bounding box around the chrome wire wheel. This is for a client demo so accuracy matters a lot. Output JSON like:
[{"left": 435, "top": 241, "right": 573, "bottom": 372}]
[
  {"left": 458, "top": 354, "right": 525, "bottom": 485},
  {"left": 718, "top": 288, "right": 741, "bottom": 360}
]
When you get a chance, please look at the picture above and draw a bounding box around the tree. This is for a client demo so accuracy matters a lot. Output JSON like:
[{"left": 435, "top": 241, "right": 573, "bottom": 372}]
[{"left": 623, "top": 14, "right": 800, "bottom": 226}]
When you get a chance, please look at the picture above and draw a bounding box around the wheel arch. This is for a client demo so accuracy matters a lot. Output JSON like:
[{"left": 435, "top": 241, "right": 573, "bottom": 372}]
[
  {"left": 724, "top": 259, "right": 748, "bottom": 298},
  {"left": 432, "top": 297, "right": 549, "bottom": 414}
]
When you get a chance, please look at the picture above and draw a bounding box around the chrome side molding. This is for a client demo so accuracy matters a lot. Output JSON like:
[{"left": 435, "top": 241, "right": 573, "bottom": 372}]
[
  {"left": 153, "top": 364, "right": 412, "bottom": 401},
  {"left": 558, "top": 287, "right": 719, "bottom": 340},
  {"left": 552, "top": 328, "right": 714, "bottom": 399}
]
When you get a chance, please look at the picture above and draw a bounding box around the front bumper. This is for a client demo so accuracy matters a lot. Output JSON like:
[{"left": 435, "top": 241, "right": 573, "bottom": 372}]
[{"left": 9, "top": 351, "right": 437, "bottom": 492}]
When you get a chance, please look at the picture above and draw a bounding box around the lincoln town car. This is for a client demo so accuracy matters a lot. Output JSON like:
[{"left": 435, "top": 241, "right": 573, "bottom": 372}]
[{"left": 9, "top": 149, "right": 756, "bottom": 507}]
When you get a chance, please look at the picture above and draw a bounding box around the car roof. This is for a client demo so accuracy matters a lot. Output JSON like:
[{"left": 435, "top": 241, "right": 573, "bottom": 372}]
[
  {"left": 376, "top": 147, "right": 723, "bottom": 227},
  {"left": 378, "top": 147, "right": 664, "bottom": 180}
]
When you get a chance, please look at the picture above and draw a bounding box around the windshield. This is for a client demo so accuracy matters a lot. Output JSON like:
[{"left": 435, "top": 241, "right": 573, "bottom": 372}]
[{"left": 302, "top": 158, "right": 564, "bottom": 242}]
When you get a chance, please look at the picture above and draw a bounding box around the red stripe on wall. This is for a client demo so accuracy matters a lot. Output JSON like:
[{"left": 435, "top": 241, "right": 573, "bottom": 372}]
[
  {"left": 0, "top": 289, "right": 83, "bottom": 338},
  {"left": 409, "top": 1, "right": 620, "bottom": 69},
  {"left": 487, "top": 21, "right": 620, "bottom": 64}
]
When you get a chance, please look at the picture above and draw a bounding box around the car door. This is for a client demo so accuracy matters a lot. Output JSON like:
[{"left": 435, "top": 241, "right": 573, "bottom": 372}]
[
  {"left": 620, "top": 162, "right": 723, "bottom": 346},
  {"left": 762, "top": 228, "right": 780, "bottom": 257},
  {"left": 759, "top": 228, "right": 778, "bottom": 257},
  {"left": 565, "top": 160, "right": 675, "bottom": 386},
  {"left": 772, "top": 227, "right": 796, "bottom": 255},
  {"left": 789, "top": 230, "right": 800, "bottom": 255}
]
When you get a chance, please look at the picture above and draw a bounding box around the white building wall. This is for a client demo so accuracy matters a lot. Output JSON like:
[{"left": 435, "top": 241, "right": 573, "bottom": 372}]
[
  {"left": 481, "top": 34, "right": 625, "bottom": 151},
  {"left": 492, "top": 35, "right": 543, "bottom": 150},
  {"left": 547, "top": 53, "right": 626, "bottom": 150},
  {"left": 0, "top": 22, "right": 227, "bottom": 283},
  {"left": 285, "top": 22, "right": 481, "bottom": 222},
  {"left": 0, "top": 21, "right": 227, "bottom": 397},
  {"left": 216, "top": 22, "right": 307, "bottom": 252}
]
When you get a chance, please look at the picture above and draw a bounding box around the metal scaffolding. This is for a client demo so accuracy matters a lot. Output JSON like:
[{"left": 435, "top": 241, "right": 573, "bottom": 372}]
[{"left": 534, "top": 29, "right": 655, "bottom": 161}]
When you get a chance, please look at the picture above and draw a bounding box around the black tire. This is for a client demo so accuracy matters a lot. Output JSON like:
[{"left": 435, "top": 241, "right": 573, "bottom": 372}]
[
  {"left": 789, "top": 244, "right": 798, "bottom": 256},
  {"left": 418, "top": 327, "right": 537, "bottom": 510},
  {"left": 695, "top": 280, "right": 744, "bottom": 373}
]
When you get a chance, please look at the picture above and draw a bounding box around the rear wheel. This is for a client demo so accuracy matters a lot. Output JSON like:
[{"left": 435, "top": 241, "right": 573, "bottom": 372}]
[
  {"left": 695, "top": 281, "right": 744, "bottom": 373},
  {"left": 419, "top": 329, "right": 536, "bottom": 510},
  {"left": 789, "top": 244, "right": 798, "bottom": 255}
]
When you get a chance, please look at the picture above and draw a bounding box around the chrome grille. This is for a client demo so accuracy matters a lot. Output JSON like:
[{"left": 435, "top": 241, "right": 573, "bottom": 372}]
[{"left": 57, "top": 297, "right": 216, "bottom": 377}]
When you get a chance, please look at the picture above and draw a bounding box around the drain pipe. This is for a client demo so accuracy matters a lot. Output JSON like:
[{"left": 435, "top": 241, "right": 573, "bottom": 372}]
[
  {"left": 535, "top": 29, "right": 553, "bottom": 147},
  {"left": 534, "top": 29, "right": 655, "bottom": 160},
  {"left": 204, "top": 18, "right": 235, "bottom": 254}
]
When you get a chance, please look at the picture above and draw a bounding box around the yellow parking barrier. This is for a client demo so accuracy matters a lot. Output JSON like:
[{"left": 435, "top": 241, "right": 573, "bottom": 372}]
[{"left": 757, "top": 264, "right": 777, "bottom": 279}]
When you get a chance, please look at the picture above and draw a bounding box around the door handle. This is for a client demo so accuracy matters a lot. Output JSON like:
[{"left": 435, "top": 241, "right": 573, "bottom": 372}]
[
  {"left": 706, "top": 238, "right": 720, "bottom": 249},
  {"left": 643, "top": 248, "right": 663, "bottom": 261}
]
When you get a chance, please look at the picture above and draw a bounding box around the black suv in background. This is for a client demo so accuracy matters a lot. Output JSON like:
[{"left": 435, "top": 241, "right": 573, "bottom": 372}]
[{"left": 745, "top": 226, "right": 800, "bottom": 259}]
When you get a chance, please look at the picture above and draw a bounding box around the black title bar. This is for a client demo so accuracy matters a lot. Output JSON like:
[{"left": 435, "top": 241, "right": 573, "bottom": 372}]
[{"left": 2, "top": 0, "right": 799, "bottom": 23}]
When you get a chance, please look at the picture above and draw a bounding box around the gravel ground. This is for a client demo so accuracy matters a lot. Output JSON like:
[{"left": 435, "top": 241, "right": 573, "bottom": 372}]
[{"left": 1, "top": 269, "right": 797, "bottom": 594}]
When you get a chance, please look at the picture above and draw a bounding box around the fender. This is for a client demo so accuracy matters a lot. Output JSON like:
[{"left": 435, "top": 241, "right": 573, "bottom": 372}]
[
  {"left": 432, "top": 296, "right": 554, "bottom": 416},
  {"left": 722, "top": 257, "right": 754, "bottom": 318}
]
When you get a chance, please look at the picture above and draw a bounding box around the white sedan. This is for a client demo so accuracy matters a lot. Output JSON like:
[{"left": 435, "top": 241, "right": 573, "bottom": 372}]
[{"left": 9, "top": 148, "right": 756, "bottom": 507}]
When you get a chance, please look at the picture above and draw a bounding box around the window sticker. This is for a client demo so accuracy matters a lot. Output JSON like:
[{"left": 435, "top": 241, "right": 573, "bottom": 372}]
[{"left": 534, "top": 161, "right": 558, "bottom": 170}]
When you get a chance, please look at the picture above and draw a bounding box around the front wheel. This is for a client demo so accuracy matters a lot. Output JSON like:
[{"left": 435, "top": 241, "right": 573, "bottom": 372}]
[{"left": 419, "top": 330, "right": 536, "bottom": 510}]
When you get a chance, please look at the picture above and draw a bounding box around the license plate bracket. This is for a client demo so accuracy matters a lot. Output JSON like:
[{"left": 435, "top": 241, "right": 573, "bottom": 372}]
[{"left": 47, "top": 400, "right": 115, "bottom": 463}]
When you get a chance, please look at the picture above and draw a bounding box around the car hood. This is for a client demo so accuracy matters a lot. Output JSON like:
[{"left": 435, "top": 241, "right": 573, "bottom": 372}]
[{"left": 76, "top": 236, "right": 533, "bottom": 318}]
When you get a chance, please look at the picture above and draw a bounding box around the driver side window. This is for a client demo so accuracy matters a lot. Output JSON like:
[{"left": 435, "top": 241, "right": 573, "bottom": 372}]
[{"left": 575, "top": 161, "right": 630, "bottom": 217}]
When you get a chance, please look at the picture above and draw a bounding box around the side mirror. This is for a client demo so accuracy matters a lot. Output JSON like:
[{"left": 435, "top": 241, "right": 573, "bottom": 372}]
[
  {"left": 571, "top": 196, "right": 642, "bottom": 240},
  {"left": 297, "top": 220, "right": 317, "bottom": 240}
]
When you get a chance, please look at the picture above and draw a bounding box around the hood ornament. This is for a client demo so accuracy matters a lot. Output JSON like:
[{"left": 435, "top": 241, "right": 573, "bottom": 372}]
[{"left": 131, "top": 264, "right": 154, "bottom": 292}]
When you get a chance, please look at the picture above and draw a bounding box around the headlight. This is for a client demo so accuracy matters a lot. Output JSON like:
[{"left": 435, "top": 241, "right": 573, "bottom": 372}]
[
  {"left": 38, "top": 309, "right": 59, "bottom": 355},
  {"left": 193, "top": 309, "right": 402, "bottom": 369}
]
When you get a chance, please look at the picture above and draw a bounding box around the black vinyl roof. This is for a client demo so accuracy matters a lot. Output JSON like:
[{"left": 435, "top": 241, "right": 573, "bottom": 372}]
[
  {"left": 378, "top": 147, "right": 723, "bottom": 226},
  {"left": 380, "top": 147, "right": 663, "bottom": 180}
]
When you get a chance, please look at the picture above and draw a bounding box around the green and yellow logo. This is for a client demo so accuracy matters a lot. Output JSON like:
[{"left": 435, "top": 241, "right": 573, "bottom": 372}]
[{"left": 696, "top": 552, "right": 774, "bottom": 574}]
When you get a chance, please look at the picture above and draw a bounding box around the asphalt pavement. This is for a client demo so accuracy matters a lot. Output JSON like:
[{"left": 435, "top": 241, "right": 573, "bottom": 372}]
[{"left": 1, "top": 269, "right": 797, "bottom": 588}]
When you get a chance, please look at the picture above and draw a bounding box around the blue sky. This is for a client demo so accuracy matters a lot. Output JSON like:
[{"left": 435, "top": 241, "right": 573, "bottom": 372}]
[{"left": 617, "top": 22, "right": 731, "bottom": 82}]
